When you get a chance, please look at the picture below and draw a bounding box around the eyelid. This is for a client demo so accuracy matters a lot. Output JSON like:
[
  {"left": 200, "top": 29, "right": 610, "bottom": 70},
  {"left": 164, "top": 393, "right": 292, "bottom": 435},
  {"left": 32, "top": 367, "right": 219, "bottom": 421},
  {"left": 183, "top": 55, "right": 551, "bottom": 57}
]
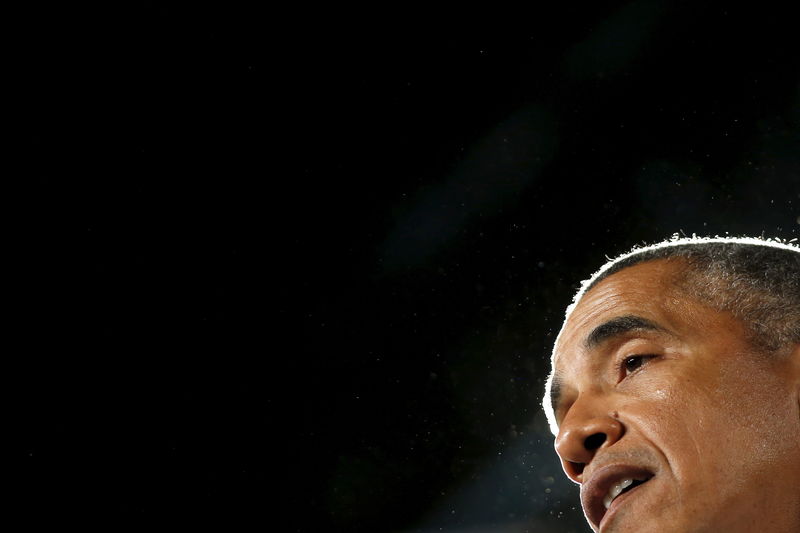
[{"left": 617, "top": 353, "right": 658, "bottom": 380}]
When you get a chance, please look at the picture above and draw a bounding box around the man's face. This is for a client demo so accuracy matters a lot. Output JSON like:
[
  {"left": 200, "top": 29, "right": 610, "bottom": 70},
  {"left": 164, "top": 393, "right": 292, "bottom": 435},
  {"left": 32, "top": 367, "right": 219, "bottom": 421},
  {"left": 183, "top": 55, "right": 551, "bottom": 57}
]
[{"left": 549, "top": 259, "right": 800, "bottom": 533}]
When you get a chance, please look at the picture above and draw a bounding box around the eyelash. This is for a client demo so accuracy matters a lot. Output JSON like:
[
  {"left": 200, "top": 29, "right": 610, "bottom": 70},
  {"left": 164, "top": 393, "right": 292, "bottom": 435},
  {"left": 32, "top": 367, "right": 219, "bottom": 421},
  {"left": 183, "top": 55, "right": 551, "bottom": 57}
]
[{"left": 618, "top": 354, "right": 657, "bottom": 379}]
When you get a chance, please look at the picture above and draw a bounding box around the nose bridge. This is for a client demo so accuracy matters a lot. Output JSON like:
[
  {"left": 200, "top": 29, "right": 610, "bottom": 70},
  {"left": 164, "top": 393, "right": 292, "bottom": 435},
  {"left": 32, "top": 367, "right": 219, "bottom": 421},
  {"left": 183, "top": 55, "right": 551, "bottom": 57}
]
[{"left": 555, "top": 389, "right": 623, "bottom": 481}]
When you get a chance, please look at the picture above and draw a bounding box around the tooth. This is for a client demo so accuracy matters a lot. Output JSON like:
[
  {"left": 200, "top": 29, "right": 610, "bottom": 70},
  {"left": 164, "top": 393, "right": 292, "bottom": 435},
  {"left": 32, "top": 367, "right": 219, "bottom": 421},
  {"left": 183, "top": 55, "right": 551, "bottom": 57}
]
[{"left": 603, "top": 478, "right": 634, "bottom": 509}]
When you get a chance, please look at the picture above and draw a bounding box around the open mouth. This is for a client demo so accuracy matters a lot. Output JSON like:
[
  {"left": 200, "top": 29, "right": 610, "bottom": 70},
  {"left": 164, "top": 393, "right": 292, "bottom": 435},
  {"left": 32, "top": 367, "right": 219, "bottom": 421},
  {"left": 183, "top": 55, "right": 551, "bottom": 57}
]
[
  {"left": 602, "top": 477, "right": 648, "bottom": 509},
  {"left": 597, "top": 475, "right": 653, "bottom": 529},
  {"left": 582, "top": 466, "right": 655, "bottom": 529}
]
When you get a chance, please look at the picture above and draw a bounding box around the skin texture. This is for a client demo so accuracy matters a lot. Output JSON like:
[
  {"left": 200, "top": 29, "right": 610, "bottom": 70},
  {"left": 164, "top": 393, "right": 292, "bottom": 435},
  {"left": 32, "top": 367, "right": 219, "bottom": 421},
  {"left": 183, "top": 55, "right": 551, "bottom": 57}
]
[{"left": 550, "top": 259, "right": 800, "bottom": 533}]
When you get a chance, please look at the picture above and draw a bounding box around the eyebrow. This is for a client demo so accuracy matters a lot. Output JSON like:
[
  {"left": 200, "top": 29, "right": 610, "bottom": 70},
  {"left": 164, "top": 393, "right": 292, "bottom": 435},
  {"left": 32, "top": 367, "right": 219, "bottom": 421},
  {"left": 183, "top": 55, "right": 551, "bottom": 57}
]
[
  {"left": 549, "top": 315, "right": 670, "bottom": 424},
  {"left": 584, "top": 315, "right": 668, "bottom": 349}
]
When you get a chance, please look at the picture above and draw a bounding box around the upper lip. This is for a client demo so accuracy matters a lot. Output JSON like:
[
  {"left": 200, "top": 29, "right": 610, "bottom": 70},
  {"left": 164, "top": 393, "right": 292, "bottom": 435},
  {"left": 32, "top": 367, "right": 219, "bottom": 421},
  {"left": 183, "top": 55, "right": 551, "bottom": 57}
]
[{"left": 580, "top": 463, "right": 655, "bottom": 529}]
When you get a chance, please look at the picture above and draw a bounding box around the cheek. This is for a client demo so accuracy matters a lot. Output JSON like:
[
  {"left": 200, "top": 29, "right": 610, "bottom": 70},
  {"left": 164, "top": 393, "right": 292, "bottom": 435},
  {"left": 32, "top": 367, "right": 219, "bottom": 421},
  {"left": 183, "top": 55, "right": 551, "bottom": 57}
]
[
  {"left": 615, "top": 356, "right": 800, "bottom": 530},
  {"left": 629, "top": 364, "right": 799, "bottom": 485},
  {"left": 635, "top": 383, "right": 715, "bottom": 462},
  {"left": 619, "top": 375, "right": 711, "bottom": 468}
]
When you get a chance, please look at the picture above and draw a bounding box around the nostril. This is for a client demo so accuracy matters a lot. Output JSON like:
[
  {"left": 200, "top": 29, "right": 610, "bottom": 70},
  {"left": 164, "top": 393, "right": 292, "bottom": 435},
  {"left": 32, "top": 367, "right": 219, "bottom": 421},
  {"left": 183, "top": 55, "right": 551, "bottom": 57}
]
[
  {"left": 569, "top": 460, "right": 585, "bottom": 476},
  {"left": 584, "top": 432, "right": 606, "bottom": 451}
]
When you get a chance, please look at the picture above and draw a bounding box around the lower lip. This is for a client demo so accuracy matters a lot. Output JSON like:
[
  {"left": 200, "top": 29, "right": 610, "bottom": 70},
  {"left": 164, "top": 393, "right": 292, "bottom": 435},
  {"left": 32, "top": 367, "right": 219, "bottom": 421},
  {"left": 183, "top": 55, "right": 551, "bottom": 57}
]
[{"left": 599, "top": 479, "right": 651, "bottom": 532}]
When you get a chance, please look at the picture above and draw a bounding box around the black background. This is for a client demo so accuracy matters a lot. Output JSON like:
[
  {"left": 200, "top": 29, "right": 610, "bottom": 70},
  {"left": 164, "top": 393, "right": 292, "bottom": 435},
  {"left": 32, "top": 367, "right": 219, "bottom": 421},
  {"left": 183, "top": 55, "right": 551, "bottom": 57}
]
[{"left": 17, "top": 3, "right": 799, "bottom": 531}]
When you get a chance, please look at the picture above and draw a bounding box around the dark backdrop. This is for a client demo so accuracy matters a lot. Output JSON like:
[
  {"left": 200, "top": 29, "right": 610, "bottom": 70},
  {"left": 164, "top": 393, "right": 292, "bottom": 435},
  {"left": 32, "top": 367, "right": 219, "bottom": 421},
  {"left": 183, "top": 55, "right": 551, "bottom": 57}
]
[{"left": 17, "top": 2, "right": 799, "bottom": 532}]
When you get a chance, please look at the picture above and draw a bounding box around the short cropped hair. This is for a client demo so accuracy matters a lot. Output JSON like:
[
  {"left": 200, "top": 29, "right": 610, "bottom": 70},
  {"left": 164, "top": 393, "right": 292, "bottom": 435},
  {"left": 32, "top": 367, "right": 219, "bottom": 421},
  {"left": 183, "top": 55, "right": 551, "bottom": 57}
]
[
  {"left": 581, "top": 236, "right": 800, "bottom": 352},
  {"left": 543, "top": 235, "right": 800, "bottom": 434}
]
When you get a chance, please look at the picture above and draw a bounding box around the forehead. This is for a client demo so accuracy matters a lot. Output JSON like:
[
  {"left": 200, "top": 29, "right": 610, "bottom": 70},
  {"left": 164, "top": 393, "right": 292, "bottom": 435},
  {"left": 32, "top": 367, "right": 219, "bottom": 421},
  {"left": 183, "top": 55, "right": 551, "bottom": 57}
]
[{"left": 553, "top": 260, "right": 690, "bottom": 367}]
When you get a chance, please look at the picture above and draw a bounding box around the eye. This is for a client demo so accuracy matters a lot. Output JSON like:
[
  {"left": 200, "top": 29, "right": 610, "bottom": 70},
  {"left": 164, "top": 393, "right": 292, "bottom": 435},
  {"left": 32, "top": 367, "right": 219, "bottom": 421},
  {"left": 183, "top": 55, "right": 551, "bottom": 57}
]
[{"left": 619, "top": 354, "right": 656, "bottom": 379}]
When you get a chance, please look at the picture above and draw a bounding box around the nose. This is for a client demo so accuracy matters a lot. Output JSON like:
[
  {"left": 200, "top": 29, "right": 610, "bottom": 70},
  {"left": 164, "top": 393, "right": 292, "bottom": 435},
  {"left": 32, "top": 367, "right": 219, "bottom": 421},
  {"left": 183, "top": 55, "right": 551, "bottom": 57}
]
[{"left": 554, "top": 402, "right": 624, "bottom": 483}]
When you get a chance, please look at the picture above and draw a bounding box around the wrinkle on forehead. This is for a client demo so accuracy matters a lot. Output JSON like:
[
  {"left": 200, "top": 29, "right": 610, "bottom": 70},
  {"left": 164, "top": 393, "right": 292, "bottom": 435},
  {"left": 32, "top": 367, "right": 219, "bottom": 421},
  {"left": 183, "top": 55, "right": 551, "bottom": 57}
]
[{"left": 556, "top": 262, "right": 679, "bottom": 359}]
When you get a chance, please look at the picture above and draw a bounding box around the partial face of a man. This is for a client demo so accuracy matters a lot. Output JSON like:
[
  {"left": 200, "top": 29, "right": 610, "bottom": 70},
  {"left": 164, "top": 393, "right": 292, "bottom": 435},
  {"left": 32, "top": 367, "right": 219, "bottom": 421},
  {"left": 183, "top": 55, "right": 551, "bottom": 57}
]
[{"left": 549, "top": 259, "right": 800, "bottom": 532}]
